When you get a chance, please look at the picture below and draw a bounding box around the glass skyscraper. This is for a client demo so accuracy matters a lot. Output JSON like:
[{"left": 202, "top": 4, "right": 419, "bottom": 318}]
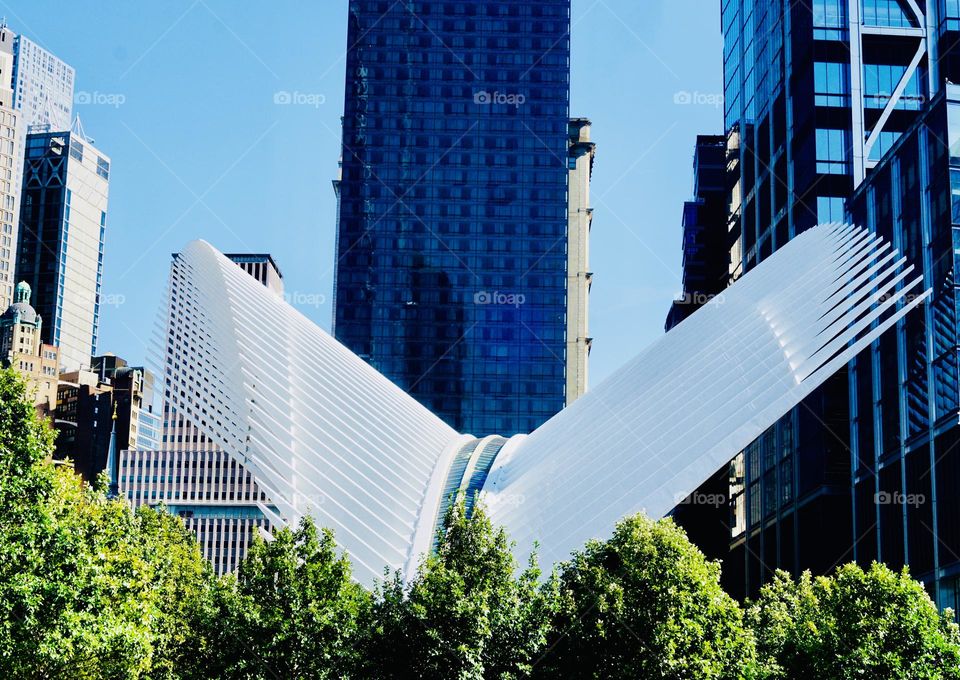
[
  {"left": 333, "top": 1, "right": 571, "bottom": 436},
  {"left": 847, "top": 84, "right": 960, "bottom": 610},
  {"left": 16, "top": 130, "right": 110, "bottom": 371},
  {"left": 675, "top": 0, "right": 960, "bottom": 602}
]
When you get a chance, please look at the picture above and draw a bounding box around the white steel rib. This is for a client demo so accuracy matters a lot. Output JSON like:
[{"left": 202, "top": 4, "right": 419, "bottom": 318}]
[
  {"left": 481, "top": 223, "right": 929, "bottom": 569},
  {"left": 162, "top": 223, "right": 929, "bottom": 584}
]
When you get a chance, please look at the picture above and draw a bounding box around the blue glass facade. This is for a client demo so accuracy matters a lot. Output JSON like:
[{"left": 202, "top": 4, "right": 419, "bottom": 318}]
[
  {"left": 848, "top": 86, "right": 960, "bottom": 608},
  {"left": 334, "top": 1, "right": 570, "bottom": 436},
  {"left": 704, "top": 0, "right": 939, "bottom": 598}
]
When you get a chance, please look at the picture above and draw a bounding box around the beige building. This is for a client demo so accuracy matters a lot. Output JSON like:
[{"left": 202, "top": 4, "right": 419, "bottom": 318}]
[
  {"left": 0, "top": 26, "right": 23, "bottom": 308},
  {"left": 0, "top": 281, "right": 59, "bottom": 413},
  {"left": 565, "top": 118, "right": 595, "bottom": 405}
]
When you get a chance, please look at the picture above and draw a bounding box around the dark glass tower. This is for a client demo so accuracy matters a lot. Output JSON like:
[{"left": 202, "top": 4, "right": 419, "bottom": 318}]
[
  {"left": 847, "top": 85, "right": 960, "bottom": 610},
  {"left": 676, "top": 0, "right": 944, "bottom": 599},
  {"left": 665, "top": 135, "right": 730, "bottom": 332},
  {"left": 333, "top": 1, "right": 571, "bottom": 436}
]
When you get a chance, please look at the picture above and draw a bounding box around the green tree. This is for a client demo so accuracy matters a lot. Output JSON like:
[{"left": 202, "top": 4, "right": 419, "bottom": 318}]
[
  {"left": 0, "top": 368, "right": 214, "bottom": 679},
  {"left": 535, "top": 513, "right": 756, "bottom": 679},
  {"left": 747, "top": 563, "right": 960, "bottom": 679},
  {"left": 205, "top": 516, "right": 372, "bottom": 679},
  {"left": 365, "top": 495, "right": 557, "bottom": 679}
]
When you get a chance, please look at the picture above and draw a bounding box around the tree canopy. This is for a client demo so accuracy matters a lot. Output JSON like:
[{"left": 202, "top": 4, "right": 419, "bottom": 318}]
[
  {"left": 1, "top": 367, "right": 959, "bottom": 679},
  {"left": 747, "top": 563, "right": 960, "bottom": 679}
]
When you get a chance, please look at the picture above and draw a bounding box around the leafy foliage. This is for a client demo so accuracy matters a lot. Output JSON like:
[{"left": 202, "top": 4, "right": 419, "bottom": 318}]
[
  {"left": 2, "top": 367, "right": 960, "bottom": 679},
  {"left": 535, "top": 513, "right": 757, "bottom": 679},
  {"left": 200, "top": 517, "right": 372, "bottom": 680},
  {"left": 364, "top": 494, "right": 557, "bottom": 679},
  {"left": 747, "top": 563, "right": 960, "bottom": 679},
  {"left": 0, "top": 368, "right": 213, "bottom": 679}
]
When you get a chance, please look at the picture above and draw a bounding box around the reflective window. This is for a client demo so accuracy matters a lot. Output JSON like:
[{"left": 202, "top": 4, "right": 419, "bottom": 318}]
[
  {"left": 813, "top": 0, "right": 848, "bottom": 38},
  {"left": 949, "top": 103, "right": 960, "bottom": 164},
  {"left": 863, "top": 0, "right": 918, "bottom": 27},
  {"left": 943, "top": 0, "right": 960, "bottom": 30},
  {"left": 951, "top": 169, "right": 960, "bottom": 223},
  {"left": 869, "top": 130, "right": 901, "bottom": 162},
  {"left": 817, "top": 195, "right": 845, "bottom": 223},
  {"left": 814, "top": 61, "right": 850, "bottom": 107},
  {"left": 816, "top": 128, "right": 850, "bottom": 174},
  {"left": 864, "top": 64, "right": 923, "bottom": 110}
]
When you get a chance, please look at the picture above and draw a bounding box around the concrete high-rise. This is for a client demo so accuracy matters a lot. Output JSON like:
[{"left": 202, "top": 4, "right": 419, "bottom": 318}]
[
  {"left": 0, "top": 25, "right": 23, "bottom": 308},
  {"left": 565, "top": 119, "right": 595, "bottom": 405},
  {"left": 333, "top": 1, "right": 574, "bottom": 436},
  {"left": 223, "top": 253, "right": 283, "bottom": 296},
  {"left": 11, "top": 34, "right": 75, "bottom": 133},
  {"left": 16, "top": 126, "right": 110, "bottom": 372}
]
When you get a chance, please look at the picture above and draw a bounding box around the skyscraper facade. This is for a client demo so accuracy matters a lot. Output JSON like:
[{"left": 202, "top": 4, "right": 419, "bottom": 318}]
[
  {"left": 333, "top": 1, "right": 572, "bottom": 436},
  {"left": 11, "top": 34, "right": 75, "bottom": 133},
  {"left": 565, "top": 118, "right": 594, "bottom": 405},
  {"left": 0, "top": 26, "right": 22, "bottom": 308},
  {"left": 665, "top": 135, "right": 729, "bottom": 331},
  {"left": 846, "top": 84, "right": 960, "bottom": 610},
  {"left": 678, "top": 0, "right": 956, "bottom": 600},
  {"left": 16, "top": 129, "right": 110, "bottom": 371}
]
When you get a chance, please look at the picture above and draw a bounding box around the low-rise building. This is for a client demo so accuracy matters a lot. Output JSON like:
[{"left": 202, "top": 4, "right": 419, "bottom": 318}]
[{"left": 0, "top": 281, "right": 58, "bottom": 413}]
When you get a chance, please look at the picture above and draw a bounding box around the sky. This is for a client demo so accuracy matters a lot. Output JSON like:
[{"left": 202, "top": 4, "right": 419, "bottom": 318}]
[{"left": 8, "top": 0, "right": 723, "bottom": 387}]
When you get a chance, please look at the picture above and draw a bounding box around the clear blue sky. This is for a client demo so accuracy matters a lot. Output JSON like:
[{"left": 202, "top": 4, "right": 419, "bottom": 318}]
[{"left": 9, "top": 0, "right": 722, "bottom": 387}]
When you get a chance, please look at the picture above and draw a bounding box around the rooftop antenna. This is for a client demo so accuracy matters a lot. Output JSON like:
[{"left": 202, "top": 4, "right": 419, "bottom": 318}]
[{"left": 71, "top": 115, "right": 94, "bottom": 144}]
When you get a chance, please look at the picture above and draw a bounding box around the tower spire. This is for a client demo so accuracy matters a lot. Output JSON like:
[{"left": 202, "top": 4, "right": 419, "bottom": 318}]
[{"left": 106, "top": 402, "right": 119, "bottom": 500}]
